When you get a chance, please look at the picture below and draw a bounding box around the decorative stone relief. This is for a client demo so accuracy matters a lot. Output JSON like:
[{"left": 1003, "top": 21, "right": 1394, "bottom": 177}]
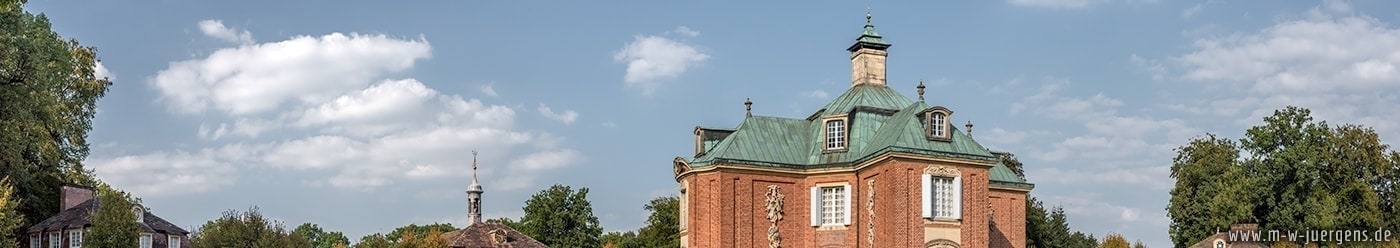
[
  {"left": 926, "top": 239, "right": 961, "bottom": 248},
  {"left": 764, "top": 185, "right": 785, "bottom": 248},
  {"left": 924, "top": 165, "right": 960, "bottom": 177},
  {"left": 865, "top": 179, "right": 875, "bottom": 246}
]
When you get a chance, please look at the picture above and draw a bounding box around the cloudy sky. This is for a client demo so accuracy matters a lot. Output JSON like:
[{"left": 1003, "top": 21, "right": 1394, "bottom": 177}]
[{"left": 25, "top": 0, "right": 1400, "bottom": 246}]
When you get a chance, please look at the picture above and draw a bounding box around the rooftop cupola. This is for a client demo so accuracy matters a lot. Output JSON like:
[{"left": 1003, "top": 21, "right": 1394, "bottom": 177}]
[
  {"left": 466, "top": 150, "right": 484, "bottom": 224},
  {"left": 848, "top": 13, "right": 892, "bottom": 87}
]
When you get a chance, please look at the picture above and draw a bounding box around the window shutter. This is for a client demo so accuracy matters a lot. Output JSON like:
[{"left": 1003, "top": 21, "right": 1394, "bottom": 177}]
[
  {"left": 810, "top": 187, "right": 821, "bottom": 226},
  {"left": 920, "top": 174, "right": 932, "bottom": 218},
  {"left": 842, "top": 184, "right": 852, "bottom": 226},
  {"left": 952, "top": 176, "right": 963, "bottom": 219}
]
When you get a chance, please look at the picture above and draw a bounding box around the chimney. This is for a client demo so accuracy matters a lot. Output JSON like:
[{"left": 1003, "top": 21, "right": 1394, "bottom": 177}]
[{"left": 61, "top": 185, "right": 94, "bottom": 211}]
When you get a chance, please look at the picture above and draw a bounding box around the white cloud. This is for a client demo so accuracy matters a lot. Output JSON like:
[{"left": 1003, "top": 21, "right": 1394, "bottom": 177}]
[
  {"left": 480, "top": 82, "right": 498, "bottom": 97},
  {"left": 802, "top": 89, "right": 829, "bottom": 99},
  {"left": 537, "top": 103, "right": 579, "bottom": 124},
  {"left": 613, "top": 30, "right": 709, "bottom": 95},
  {"left": 295, "top": 79, "right": 439, "bottom": 136},
  {"left": 197, "top": 19, "right": 254, "bottom": 45},
  {"left": 496, "top": 149, "right": 585, "bottom": 190},
  {"left": 150, "top": 32, "right": 431, "bottom": 115},
  {"left": 1129, "top": 54, "right": 1165, "bottom": 81},
  {"left": 86, "top": 144, "right": 261, "bottom": 196},
  {"left": 94, "top": 61, "right": 114, "bottom": 81},
  {"left": 1174, "top": 0, "right": 1400, "bottom": 141},
  {"left": 1181, "top": 3, "right": 1204, "bottom": 18},
  {"left": 670, "top": 26, "right": 700, "bottom": 37},
  {"left": 1008, "top": 0, "right": 1102, "bottom": 9}
]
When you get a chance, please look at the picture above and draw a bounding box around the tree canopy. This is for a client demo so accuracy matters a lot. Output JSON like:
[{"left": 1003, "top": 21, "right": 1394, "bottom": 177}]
[
  {"left": 513, "top": 184, "right": 603, "bottom": 248},
  {"left": 1026, "top": 197, "right": 1098, "bottom": 248},
  {"left": 0, "top": 177, "right": 22, "bottom": 248},
  {"left": 0, "top": 0, "right": 113, "bottom": 241},
  {"left": 85, "top": 188, "right": 140, "bottom": 248},
  {"left": 190, "top": 206, "right": 317, "bottom": 248},
  {"left": 1167, "top": 106, "right": 1400, "bottom": 247}
]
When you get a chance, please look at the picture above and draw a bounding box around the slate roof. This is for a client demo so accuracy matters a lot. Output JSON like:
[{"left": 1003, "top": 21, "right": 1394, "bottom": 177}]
[
  {"left": 26, "top": 199, "right": 189, "bottom": 235},
  {"left": 443, "top": 222, "right": 547, "bottom": 248},
  {"left": 684, "top": 83, "right": 1000, "bottom": 170}
]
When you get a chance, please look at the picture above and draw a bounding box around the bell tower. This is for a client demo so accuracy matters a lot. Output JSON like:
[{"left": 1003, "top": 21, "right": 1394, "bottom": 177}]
[{"left": 466, "top": 151, "right": 484, "bottom": 224}]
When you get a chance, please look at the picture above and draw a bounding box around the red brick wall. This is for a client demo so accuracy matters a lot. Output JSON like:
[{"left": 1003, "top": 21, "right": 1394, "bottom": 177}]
[
  {"left": 990, "top": 189, "right": 1028, "bottom": 248},
  {"left": 681, "top": 156, "right": 1020, "bottom": 248}
]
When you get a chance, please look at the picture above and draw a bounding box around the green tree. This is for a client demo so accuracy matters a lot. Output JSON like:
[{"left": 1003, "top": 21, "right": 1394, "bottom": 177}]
[
  {"left": 1166, "top": 134, "right": 1251, "bottom": 247},
  {"left": 1167, "top": 106, "right": 1400, "bottom": 247},
  {"left": 352, "top": 234, "right": 390, "bottom": 248},
  {"left": 421, "top": 230, "right": 446, "bottom": 248},
  {"left": 0, "top": 0, "right": 113, "bottom": 240},
  {"left": 85, "top": 188, "right": 139, "bottom": 248},
  {"left": 0, "top": 177, "right": 22, "bottom": 248},
  {"left": 600, "top": 231, "right": 638, "bottom": 248},
  {"left": 1099, "top": 233, "right": 1129, "bottom": 248},
  {"left": 385, "top": 223, "right": 454, "bottom": 243},
  {"left": 189, "top": 206, "right": 303, "bottom": 248},
  {"left": 1026, "top": 197, "right": 1098, "bottom": 248},
  {"left": 635, "top": 196, "right": 679, "bottom": 248},
  {"left": 1133, "top": 240, "right": 1147, "bottom": 248},
  {"left": 516, "top": 184, "right": 603, "bottom": 248},
  {"left": 292, "top": 223, "right": 350, "bottom": 248},
  {"left": 393, "top": 230, "right": 420, "bottom": 248}
]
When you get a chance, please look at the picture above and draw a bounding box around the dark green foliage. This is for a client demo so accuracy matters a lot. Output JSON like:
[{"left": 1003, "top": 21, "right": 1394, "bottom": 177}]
[
  {"left": 352, "top": 234, "right": 390, "bottom": 248},
  {"left": 85, "top": 188, "right": 139, "bottom": 248},
  {"left": 0, "top": 0, "right": 112, "bottom": 241},
  {"left": 1025, "top": 197, "right": 1098, "bottom": 248},
  {"left": 384, "top": 223, "right": 454, "bottom": 243},
  {"left": 515, "top": 184, "right": 603, "bottom": 248},
  {"left": 1167, "top": 106, "right": 1400, "bottom": 247},
  {"left": 292, "top": 223, "right": 350, "bottom": 248},
  {"left": 635, "top": 196, "right": 679, "bottom": 248},
  {"left": 600, "top": 231, "right": 638, "bottom": 248},
  {"left": 189, "top": 206, "right": 308, "bottom": 248}
]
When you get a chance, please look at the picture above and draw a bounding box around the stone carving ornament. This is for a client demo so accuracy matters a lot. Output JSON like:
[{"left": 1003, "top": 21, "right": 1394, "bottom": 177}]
[
  {"left": 924, "top": 164, "right": 960, "bottom": 177},
  {"left": 764, "top": 185, "right": 785, "bottom": 248},
  {"left": 866, "top": 179, "right": 875, "bottom": 246}
]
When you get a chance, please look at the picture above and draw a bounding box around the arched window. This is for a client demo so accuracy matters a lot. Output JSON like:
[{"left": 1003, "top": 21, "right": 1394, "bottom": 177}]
[{"left": 929, "top": 112, "right": 947, "bottom": 138}]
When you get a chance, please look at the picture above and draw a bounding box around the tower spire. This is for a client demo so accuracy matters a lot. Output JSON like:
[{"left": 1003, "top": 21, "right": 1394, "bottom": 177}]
[
  {"left": 466, "top": 150, "right": 484, "bottom": 224},
  {"left": 848, "top": 11, "right": 892, "bottom": 87}
]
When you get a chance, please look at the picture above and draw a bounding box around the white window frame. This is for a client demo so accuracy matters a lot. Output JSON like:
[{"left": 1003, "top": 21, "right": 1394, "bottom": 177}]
[
  {"left": 139, "top": 233, "right": 152, "bottom": 248},
  {"left": 921, "top": 173, "right": 962, "bottom": 220},
  {"left": 30, "top": 234, "right": 39, "bottom": 248},
  {"left": 169, "top": 235, "right": 181, "bottom": 248},
  {"left": 929, "top": 112, "right": 947, "bottom": 138},
  {"left": 678, "top": 185, "right": 688, "bottom": 231},
  {"left": 824, "top": 119, "right": 847, "bottom": 150},
  {"left": 48, "top": 232, "right": 59, "bottom": 248},
  {"left": 67, "top": 230, "right": 81, "bottom": 248},
  {"left": 809, "top": 184, "right": 851, "bottom": 227}
]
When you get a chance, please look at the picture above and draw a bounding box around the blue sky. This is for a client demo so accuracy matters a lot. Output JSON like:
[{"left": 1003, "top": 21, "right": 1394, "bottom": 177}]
[{"left": 25, "top": 0, "right": 1400, "bottom": 247}]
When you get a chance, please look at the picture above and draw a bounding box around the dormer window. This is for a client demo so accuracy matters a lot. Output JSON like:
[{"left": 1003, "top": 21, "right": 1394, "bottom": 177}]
[
  {"left": 824, "top": 118, "right": 847, "bottom": 150},
  {"left": 925, "top": 107, "right": 952, "bottom": 141}
]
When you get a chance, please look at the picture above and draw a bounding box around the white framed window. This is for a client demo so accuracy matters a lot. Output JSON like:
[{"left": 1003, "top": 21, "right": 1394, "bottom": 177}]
[
  {"left": 68, "top": 230, "right": 81, "bottom": 248},
  {"left": 809, "top": 184, "right": 851, "bottom": 226},
  {"left": 139, "top": 233, "right": 152, "bottom": 248},
  {"left": 169, "top": 235, "right": 181, "bottom": 248},
  {"left": 824, "top": 119, "right": 846, "bottom": 150},
  {"left": 929, "top": 112, "right": 947, "bottom": 138},
  {"left": 30, "top": 234, "right": 39, "bottom": 248},
  {"left": 921, "top": 173, "right": 962, "bottom": 220},
  {"left": 678, "top": 187, "right": 688, "bottom": 231},
  {"left": 48, "top": 232, "right": 58, "bottom": 248}
]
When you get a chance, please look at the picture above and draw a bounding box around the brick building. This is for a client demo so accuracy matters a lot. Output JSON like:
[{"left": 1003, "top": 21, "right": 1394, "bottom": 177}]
[
  {"left": 672, "top": 14, "right": 1033, "bottom": 248},
  {"left": 24, "top": 185, "right": 189, "bottom": 248}
]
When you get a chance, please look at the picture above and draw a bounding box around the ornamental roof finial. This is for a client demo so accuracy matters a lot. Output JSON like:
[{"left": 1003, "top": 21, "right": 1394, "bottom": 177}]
[
  {"left": 917, "top": 79, "right": 926, "bottom": 100},
  {"left": 966, "top": 121, "right": 974, "bottom": 136},
  {"left": 744, "top": 98, "right": 753, "bottom": 117}
]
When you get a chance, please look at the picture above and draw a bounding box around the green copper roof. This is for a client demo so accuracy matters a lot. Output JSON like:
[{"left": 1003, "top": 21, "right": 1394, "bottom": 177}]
[
  {"left": 848, "top": 14, "right": 891, "bottom": 51},
  {"left": 814, "top": 84, "right": 912, "bottom": 117},
  {"left": 685, "top": 84, "right": 999, "bottom": 169}
]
